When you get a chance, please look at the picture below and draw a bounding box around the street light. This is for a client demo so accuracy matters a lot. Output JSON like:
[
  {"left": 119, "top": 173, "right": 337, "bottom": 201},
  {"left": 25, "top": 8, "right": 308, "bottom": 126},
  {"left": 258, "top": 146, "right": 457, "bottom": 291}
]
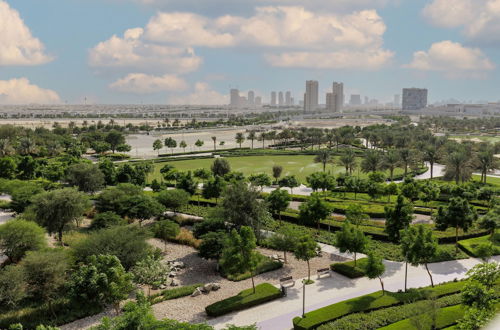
[{"left": 302, "top": 280, "right": 306, "bottom": 318}]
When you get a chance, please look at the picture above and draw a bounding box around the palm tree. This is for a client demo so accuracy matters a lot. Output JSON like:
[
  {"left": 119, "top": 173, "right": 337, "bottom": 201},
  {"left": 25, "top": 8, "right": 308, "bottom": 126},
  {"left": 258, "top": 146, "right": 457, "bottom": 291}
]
[
  {"left": 445, "top": 151, "right": 472, "bottom": 184},
  {"left": 235, "top": 132, "right": 245, "bottom": 148},
  {"left": 0, "top": 139, "right": 13, "bottom": 157},
  {"left": 383, "top": 150, "right": 400, "bottom": 181},
  {"left": 18, "top": 137, "right": 36, "bottom": 155},
  {"left": 314, "top": 150, "right": 332, "bottom": 172},
  {"left": 247, "top": 131, "right": 256, "bottom": 149},
  {"left": 211, "top": 136, "right": 217, "bottom": 151},
  {"left": 476, "top": 149, "right": 497, "bottom": 184},
  {"left": 423, "top": 145, "right": 440, "bottom": 179},
  {"left": 339, "top": 149, "right": 357, "bottom": 175},
  {"left": 258, "top": 132, "right": 266, "bottom": 148},
  {"left": 398, "top": 148, "right": 412, "bottom": 177},
  {"left": 361, "top": 150, "right": 382, "bottom": 173}
]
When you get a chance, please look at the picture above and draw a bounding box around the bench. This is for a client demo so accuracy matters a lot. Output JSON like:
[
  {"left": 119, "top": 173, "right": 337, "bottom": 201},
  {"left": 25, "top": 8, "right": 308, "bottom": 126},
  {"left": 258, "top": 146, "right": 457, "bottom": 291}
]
[
  {"left": 280, "top": 276, "right": 295, "bottom": 296},
  {"left": 317, "top": 268, "right": 331, "bottom": 279}
]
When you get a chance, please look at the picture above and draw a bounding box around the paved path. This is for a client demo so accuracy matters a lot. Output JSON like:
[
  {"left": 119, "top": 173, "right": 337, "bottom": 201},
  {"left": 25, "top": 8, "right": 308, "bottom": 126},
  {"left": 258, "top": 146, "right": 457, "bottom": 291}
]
[{"left": 207, "top": 249, "right": 499, "bottom": 330}]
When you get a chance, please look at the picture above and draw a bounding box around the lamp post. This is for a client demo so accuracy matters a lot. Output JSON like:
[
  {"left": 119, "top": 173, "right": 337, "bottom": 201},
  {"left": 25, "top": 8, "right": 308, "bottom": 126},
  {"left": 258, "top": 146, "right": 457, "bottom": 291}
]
[{"left": 302, "top": 280, "right": 306, "bottom": 318}]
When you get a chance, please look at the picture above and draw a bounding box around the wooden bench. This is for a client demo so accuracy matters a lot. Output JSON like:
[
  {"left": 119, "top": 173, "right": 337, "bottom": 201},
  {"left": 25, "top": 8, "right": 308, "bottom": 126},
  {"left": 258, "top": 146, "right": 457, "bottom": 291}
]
[
  {"left": 280, "top": 276, "right": 295, "bottom": 296},
  {"left": 317, "top": 268, "right": 331, "bottom": 279}
]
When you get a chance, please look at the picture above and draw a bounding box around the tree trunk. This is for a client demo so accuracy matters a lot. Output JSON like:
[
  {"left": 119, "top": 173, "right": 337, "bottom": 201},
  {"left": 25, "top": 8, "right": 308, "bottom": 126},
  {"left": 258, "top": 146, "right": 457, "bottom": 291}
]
[
  {"left": 251, "top": 273, "right": 256, "bottom": 294},
  {"left": 354, "top": 252, "right": 357, "bottom": 267},
  {"left": 404, "top": 262, "right": 408, "bottom": 292},
  {"left": 430, "top": 162, "right": 434, "bottom": 179},
  {"left": 390, "top": 169, "right": 394, "bottom": 182},
  {"left": 455, "top": 226, "right": 459, "bottom": 254},
  {"left": 379, "top": 277, "right": 385, "bottom": 295},
  {"left": 425, "top": 263, "right": 434, "bottom": 287}
]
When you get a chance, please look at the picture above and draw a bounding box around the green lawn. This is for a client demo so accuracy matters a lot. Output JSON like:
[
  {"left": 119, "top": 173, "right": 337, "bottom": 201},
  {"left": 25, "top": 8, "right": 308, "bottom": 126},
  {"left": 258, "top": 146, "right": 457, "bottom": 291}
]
[
  {"left": 472, "top": 174, "right": 500, "bottom": 186},
  {"left": 458, "top": 232, "right": 500, "bottom": 257},
  {"left": 449, "top": 135, "right": 500, "bottom": 144},
  {"left": 148, "top": 155, "right": 406, "bottom": 183}
]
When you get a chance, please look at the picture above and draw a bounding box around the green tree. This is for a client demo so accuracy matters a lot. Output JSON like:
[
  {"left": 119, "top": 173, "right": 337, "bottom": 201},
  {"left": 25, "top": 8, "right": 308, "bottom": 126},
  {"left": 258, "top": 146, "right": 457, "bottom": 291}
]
[
  {"left": 202, "top": 176, "right": 226, "bottom": 203},
  {"left": 105, "top": 130, "right": 126, "bottom": 153},
  {"left": 211, "top": 136, "right": 217, "bottom": 151},
  {"left": 211, "top": 158, "right": 231, "bottom": 177},
  {"left": 445, "top": 150, "right": 473, "bottom": 184},
  {"left": 164, "top": 137, "right": 177, "bottom": 155},
  {"left": 401, "top": 225, "right": 438, "bottom": 287},
  {"left": 272, "top": 165, "right": 283, "bottom": 184},
  {"left": 152, "top": 139, "right": 163, "bottom": 155},
  {"left": 10, "top": 184, "right": 44, "bottom": 213},
  {"left": 99, "top": 159, "right": 116, "bottom": 185},
  {"left": 177, "top": 171, "right": 198, "bottom": 195},
  {"left": 248, "top": 173, "right": 272, "bottom": 191},
  {"left": 235, "top": 132, "right": 245, "bottom": 148},
  {"left": 0, "top": 265, "right": 26, "bottom": 308},
  {"left": 382, "top": 150, "right": 400, "bottom": 181},
  {"left": 364, "top": 252, "right": 385, "bottom": 294},
  {"left": 220, "top": 227, "right": 259, "bottom": 293},
  {"left": 156, "top": 189, "right": 190, "bottom": 214},
  {"left": 435, "top": 197, "right": 477, "bottom": 253},
  {"left": 21, "top": 249, "right": 70, "bottom": 310},
  {"left": 131, "top": 255, "right": 169, "bottom": 296},
  {"left": 423, "top": 145, "right": 440, "bottom": 179},
  {"left": 266, "top": 189, "right": 291, "bottom": 223},
  {"left": 306, "top": 172, "right": 335, "bottom": 193},
  {"left": 0, "top": 220, "right": 47, "bottom": 263},
  {"left": 195, "top": 139, "right": 204, "bottom": 150},
  {"left": 361, "top": 150, "right": 382, "bottom": 173},
  {"left": 247, "top": 131, "right": 256, "bottom": 149},
  {"left": 294, "top": 235, "right": 318, "bottom": 281},
  {"left": 345, "top": 204, "right": 369, "bottom": 227},
  {"left": 418, "top": 181, "right": 440, "bottom": 206},
  {"left": 90, "top": 212, "right": 126, "bottom": 230},
  {"left": 0, "top": 157, "right": 17, "bottom": 179},
  {"left": 335, "top": 221, "right": 368, "bottom": 266},
  {"left": 31, "top": 188, "right": 91, "bottom": 242},
  {"left": 95, "top": 184, "right": 143, "bottom": 214},
  {"left": 124, "top": 194, "right": 165, "bottom": 226},
  {"left": 73, "top": 225, "right": 152, "bottom": 270},
  {"left": 198, "top": 231, "right": 227, "bottom": 263},
  {"left": 339, "top": 149, "right": 357, "bottom": 175},
  {"left": 298, "top": 193, "right": 332, "bottom": 231},
  {"left": 153, "top": 220, "right": 180, "bottom": 251},
  {"left": 70, "top": 254, "right": 133, "bottom": 312},
  {"left": 269, "top": 226, "right": 299, "bottom": 263},
  {"left": 179, "top": 140, "right": 187, "bottom": 153},
  {"left": 66, "top": 163, "right": 105, "bottom": 193},
  {"left": 278, "top": 175, "right": 300, "bottom": 194},
  {"left": 314, "top": 150, "right": 332, "bottom": 172},
  {"left": 479, "top": 204, "right": 500, "bottom": 238},
  {"left": 384, "top": 195, "right": 414, "bottom": 242},
  {"left": 476, "top": 148, "right": 498, "bottom": 184}
]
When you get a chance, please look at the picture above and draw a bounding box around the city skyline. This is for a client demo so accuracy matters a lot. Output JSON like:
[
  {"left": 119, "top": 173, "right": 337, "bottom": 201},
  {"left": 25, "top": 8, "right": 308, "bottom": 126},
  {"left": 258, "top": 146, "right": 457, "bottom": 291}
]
[{"left": 2, "top": 0, "right": 500, "bottom": 105}]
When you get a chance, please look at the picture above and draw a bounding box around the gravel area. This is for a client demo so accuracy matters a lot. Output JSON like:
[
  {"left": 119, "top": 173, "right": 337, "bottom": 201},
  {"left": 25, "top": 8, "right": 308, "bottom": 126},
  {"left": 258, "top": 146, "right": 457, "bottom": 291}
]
[{"left": 149, "top": 239, "right": 347, "bottom": 324}]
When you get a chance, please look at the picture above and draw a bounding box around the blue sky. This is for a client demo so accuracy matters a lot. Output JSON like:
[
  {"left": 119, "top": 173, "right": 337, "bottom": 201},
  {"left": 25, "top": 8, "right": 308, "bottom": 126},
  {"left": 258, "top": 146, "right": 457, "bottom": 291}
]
[{"left": 1, "top": 0, "right": 500, "bottom": 105}]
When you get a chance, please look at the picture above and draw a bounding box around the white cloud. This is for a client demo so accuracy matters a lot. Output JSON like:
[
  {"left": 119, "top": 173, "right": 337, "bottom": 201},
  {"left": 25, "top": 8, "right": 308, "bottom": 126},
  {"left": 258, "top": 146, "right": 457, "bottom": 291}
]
[
  {"left": 0, "top": 0, "right": 52, "bottom": 66},
  {"left": 110, "top": 73, "right": 188, "bottom": 93},
  {"left": 423, "top": 0, "right": 500, "bottom": 45},
  {"left": 405, "top": 41, "right": 495, "bottom": 78},
  {"left": 88, "top": 27, "right": 202, "bottom": 73},
  {"left": 142, "top": 7, "right": 393, "bottom": 69},
  {"left": 266, "top": 49, "right": 394, "bottom": 69},
  {"left": 169, "top": 82, "right": 227, "bottom": 105},
  {"left": 0, "top": 78, "right": 60, "bottom": 104}
]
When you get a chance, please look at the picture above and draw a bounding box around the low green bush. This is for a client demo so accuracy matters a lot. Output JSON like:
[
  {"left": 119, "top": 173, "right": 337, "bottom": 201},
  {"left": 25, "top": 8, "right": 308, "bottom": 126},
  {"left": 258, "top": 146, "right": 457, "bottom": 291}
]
[
  {"left": 330, "top": 258, "right": 368, "bottom": 278},
  {"left": 293, "top": 281, "right": 466, "bottom": 330},
  {"left": 319, "top": 294, "right": 462, "bottom": 330},
  {"left": 378, "top": 304, "right": 464, "bottom": 330},
  {"left": 205, "top": 283, "right": 282, "bottom": 317},
  {"left": 458, "top": 233, "right": 500, "bottom": 257},
  {"left": 222, "top": 253, "right": 283, "bottom": 281},
  {"left": 0, "top": 200, "right": 10, "bottom": 209},
  {"left": 150, "top": 283, "right": 203, "bottom": 305}
]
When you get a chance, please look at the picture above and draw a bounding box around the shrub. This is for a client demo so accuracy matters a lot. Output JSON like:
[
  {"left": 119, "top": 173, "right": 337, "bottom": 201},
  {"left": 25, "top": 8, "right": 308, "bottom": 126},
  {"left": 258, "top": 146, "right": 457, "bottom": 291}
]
[
  {"left": 205, "top": 283, "right": 282, "bottom": 317},
  {"left": 377, "top": 304, "right": 464, "bottom": 330},
  {"left": 150, "top": 283, "right": 203, "bottom": 305},
  {"left": 458, "top": 233, "right": 500, "bottom": 257},
  {"left": 293, "top": 281, "right": 467, "bottom": 330},
  {"left": 222, "top": 253, "right": 282, "bottom": 281},
  {"left": 330, "top": 258, "right": 368, "bottom": 278},
  {"left": 90, "top": 211, "right": 126, "bottom": 230},
  {"left": 168, "top": 228, "right": 202, "bottom": 249}
]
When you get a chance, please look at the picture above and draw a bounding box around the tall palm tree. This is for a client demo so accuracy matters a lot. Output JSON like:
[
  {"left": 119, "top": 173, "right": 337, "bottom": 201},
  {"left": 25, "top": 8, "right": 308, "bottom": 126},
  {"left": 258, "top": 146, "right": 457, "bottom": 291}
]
[
  {"left": 247, "top": 131, "right": 256, "bottom": 149},
  {"left": 445, "top": 151, "right": 472, "bottom": 184},
  {"left": 476, "top": 149, "right": 497, "bottom": 184},
  {"left": 18, "top": 137, "right": 36, "bottom": 156},
  {"left": 0, "top": 139, "right": 13, "bottom": 157},
  {"left": 235, "top": 132, "right": 245, "bottom": 148},
  {"left": 398, "top": 148, "right": 412, "bottom": 177},
  {"left": 423, "top": 145, "right": 440, "bottom": 179},
  {"left": 383, "top": 149, "right": 400, "bottom": 181},
  {"left": 211, "top": 136, "right": 217, "bottom": 151},
  {"left": 314, "top": 150, "right": 332, "bottom": 172},
  {"left": 361, "top": 150, "right": 382, "bottom": 173},
  {"left": 339, "top": 149, "right": 357, "bottom": 175},
  {"left": 258, "top": 132, "right": 266, "bottom": 148}
]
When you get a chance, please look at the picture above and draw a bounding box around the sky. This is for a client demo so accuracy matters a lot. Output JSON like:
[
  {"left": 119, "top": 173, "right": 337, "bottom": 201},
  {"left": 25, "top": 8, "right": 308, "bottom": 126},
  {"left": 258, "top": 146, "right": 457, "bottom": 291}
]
[{"left": 1, "top": 0, "right": 500, "bottom": 105}]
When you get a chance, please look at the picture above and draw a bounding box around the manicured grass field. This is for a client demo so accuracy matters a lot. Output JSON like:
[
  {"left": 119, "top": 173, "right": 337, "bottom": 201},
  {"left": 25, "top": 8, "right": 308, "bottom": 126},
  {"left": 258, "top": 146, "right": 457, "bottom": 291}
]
[
  {"left": 458, "top": 232, "right": 500, "bottom": 257},
  {"left": 449, "top": 135, "right": 500, "bottom": 144},
  {"left": 148, "top": 155, "right": 406, "bottom": 183},
  {"left": 472, "top": 174, "right": 500, "bottom": 186}
]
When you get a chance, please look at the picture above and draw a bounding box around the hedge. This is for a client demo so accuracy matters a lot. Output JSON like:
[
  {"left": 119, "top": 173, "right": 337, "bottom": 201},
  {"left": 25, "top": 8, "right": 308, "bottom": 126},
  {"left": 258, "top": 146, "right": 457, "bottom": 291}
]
[
  {"left": 378, "top": 304, "right": 465, "bottom": 330},
  {"left": 292, "top": 281, "right": 466, "bottom": 330},
  {"left": 150, "top": 283, "right": 203, "bottom": 305},
  {"left": 221, "top": 253, "right": 283, "bottom": 282},
  {"left": 457, "top": 233, "right": 500, "bottom": 257},
  {"left": 205, "top": 283, "right": 282, "bottom": 317},
  {"left": 330, "top": 258, "right": 368, "bottom": 278}
]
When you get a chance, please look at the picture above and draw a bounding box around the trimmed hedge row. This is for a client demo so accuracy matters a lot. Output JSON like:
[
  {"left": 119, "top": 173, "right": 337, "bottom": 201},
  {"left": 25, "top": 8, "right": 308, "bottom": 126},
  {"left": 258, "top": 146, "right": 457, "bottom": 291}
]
[
  {"left": 378, "top": 304, "right": 464, "bottom": 330},
  {"left": 457, "top": 233, "right": 500, "bottom": 257},
  {"left": 205, "top": 283, "right": 282, "bottom": 317},
  {"left": 292, "top": 281, "right": 466, "bottom": 330},
  {"left": 330, "top": 258, "right": 368, "bottom": 278},
  {"left": 150, "top": 283, "right": 203, "bottom": 305}
]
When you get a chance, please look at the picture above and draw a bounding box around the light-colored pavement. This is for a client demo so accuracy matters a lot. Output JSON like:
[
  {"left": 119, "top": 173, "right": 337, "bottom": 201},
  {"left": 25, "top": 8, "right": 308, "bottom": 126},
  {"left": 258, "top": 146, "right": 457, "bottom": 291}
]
[{"left": 207, "top": 246, "right": 499, "bottom": 330}]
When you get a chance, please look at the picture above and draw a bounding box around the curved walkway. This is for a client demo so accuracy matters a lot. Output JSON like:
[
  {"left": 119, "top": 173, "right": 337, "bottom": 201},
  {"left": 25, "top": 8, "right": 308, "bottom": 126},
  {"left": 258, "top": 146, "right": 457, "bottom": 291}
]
[{"left": 208, "top": 252, "right": 499, "bottom": 330}]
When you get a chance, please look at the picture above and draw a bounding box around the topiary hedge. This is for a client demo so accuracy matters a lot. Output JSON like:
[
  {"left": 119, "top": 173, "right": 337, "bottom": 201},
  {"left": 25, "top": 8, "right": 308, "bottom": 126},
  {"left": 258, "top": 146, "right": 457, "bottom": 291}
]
[
  {"left": 205, "top": 283, "right": 282, "bottom": 317},
  {"left": 330, "top": 258, "right": 368, "bottom": 278}
]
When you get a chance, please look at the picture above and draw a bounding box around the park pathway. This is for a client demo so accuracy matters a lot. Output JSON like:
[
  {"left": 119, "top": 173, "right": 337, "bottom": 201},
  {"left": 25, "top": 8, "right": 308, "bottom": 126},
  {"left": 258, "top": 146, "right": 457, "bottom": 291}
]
[{"left": 207, "top": 248, "right": 499, "bottom": 330}]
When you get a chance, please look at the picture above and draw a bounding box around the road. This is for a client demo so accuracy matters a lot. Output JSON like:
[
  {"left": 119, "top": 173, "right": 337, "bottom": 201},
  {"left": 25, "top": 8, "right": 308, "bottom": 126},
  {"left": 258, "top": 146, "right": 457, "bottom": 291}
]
[{"left": 207, "top": 247, "right": 499, "bottom": 330}]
